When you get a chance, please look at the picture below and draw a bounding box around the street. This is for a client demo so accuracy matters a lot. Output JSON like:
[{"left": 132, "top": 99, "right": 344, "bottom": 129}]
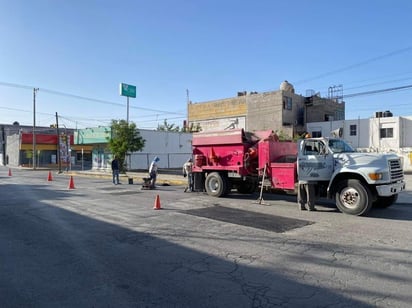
[{"left": 1, "top": 166, "right": 411, "bottom": 307}]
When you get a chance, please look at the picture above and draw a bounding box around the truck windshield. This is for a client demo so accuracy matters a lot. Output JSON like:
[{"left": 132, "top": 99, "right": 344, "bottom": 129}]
[{"left": 328, "top": 139, "right": 355, "bottom": 153}]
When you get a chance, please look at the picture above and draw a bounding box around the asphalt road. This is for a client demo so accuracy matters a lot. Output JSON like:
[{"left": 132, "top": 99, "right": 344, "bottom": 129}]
[{"left": 1, "top": 166, "right": 411, "bottom": 307}]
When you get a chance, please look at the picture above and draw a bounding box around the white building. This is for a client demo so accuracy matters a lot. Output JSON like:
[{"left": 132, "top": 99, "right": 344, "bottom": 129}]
[
  {"left": 306, "top": 114, "right": 412, "bottom": 172},
  {"left": 128, "top": 129, "right": 192, "bottom": 170},
  {"left": 75, "top": 127, "right": 192, "bottom": 171}
]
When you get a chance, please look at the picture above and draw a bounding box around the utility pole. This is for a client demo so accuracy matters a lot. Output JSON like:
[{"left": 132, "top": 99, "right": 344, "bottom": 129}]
[
  {"left": 55, "top": 112, "right": 62, "bottom": 173},
  {"left": 186, "top": 89, "right": 190, "bottom": 132},
  {"left": 33, "top": 88, "right": 39, "bottom": 169}
]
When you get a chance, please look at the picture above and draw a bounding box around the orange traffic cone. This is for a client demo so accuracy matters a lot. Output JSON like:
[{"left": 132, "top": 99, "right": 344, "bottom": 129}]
[
  {"left": 47, "top": 171, "right": 53, "bottom": 181},
  {"left": 8, "top": 168, "right": 12, "bottom": 176},
  {"left": 153, "top": 194, "right": 162, "bottom": 210},
  {"left": 68, "top": 176, "right": 75, "bottom": 189}
]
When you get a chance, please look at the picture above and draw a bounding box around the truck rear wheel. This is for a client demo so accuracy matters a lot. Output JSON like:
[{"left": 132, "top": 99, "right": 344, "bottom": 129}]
[
  {"left": 373, "top": 194, "right": 398, "bottom": 208},
  {"left": 335, "top": 179, "right": 372, "bottom": 216},
  {"left": 205, "top": 172, "right": 227, "bottom": 197}
]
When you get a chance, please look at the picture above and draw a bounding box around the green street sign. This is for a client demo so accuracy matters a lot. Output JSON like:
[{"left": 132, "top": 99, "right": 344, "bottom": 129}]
[{"left": 120, "top": 83, "right": 136, "bottom": 98}]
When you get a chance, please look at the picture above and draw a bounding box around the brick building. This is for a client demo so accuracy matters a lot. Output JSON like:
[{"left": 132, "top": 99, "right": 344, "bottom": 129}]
[{"left": 188, "top": 81, "right": 345, "bottom": 137}]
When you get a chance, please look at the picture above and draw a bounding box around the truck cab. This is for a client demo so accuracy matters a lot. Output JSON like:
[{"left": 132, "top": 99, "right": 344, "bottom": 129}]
[{"left": 298, "top": 137, "right": 406, "bottom": 215}]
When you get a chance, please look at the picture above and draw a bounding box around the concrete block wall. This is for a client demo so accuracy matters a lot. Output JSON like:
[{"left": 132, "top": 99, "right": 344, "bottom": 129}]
[
  {"left": 306, "top": 97, "right": 345, "bottom": 122},
  {"left": 247, "top": 91, "right": 304, "bottom": 136},
  {"left": 247, "top": 92, "right": 283, "bottom": 131},
  {"left": 187, "top": 89, "right": 345, "bottom": 138},
  {"left": 188, "top": 96, "right": 247, "bottom": 121}
]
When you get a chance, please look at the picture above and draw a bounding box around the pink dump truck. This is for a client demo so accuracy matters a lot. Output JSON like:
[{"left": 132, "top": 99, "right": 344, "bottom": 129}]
[
  {"left": 191, "top": 129, "right": 405, "bottom": 216},
  {"left": 192, "top": 129, "right": 297, "bottom": 195}
]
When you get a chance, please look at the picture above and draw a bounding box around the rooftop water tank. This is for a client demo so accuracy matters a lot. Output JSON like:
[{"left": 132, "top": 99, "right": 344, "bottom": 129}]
[{"left": 280, "top": 80, "right": 295, "bottom": 93}]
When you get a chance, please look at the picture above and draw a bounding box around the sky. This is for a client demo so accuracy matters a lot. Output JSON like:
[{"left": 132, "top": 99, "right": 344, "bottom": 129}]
[{"left": 1, "top": 0, "right": 412, "bottom": 130}]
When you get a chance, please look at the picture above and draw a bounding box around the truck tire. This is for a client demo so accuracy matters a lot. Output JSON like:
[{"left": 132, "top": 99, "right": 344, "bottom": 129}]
[
  {"left": 373, "top": 194, "right": 398, "bottom": 208},
  {"left": 205, "top": 172, "right": 227, "bottom": 197},
  {"left": 335, "top": 179, "right": 372, "bottom": 216}
]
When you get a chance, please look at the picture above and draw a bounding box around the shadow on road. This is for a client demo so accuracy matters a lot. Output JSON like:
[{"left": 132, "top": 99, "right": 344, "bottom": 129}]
[
  {"left": 0, "top": 182, "right": 378, "bottom": 307},
  {"left": 1, "top": 167, "right": 411, "bottom": 306}
]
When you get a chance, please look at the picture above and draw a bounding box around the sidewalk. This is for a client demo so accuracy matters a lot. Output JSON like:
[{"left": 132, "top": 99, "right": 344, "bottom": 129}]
[
  {"left": 3, "top": 165, "right": 186, "bottom": 186},
  {"left": 68, "top": 169, "right": 187, "bottom": 186}
]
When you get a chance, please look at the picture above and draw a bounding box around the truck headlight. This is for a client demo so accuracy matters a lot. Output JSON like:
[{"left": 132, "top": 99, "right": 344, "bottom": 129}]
[{"left": 368, "top": 173, "right": 383, "bottom": 180}]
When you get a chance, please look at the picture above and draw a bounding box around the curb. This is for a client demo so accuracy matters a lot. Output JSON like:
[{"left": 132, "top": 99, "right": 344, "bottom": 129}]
[{"left": 67, "top": 171, "right": 187, "bottom": 186}]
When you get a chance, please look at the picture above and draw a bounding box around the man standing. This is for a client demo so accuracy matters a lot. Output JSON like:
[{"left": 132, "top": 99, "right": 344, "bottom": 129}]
[
  {"left": 149, "top": 156, "right": 160, "bottom": 189},
  {"left": 297, "top": 180, "right": 316, "bottom": 211},
  {"left": 111, "top": 155, "right": 120, "bottom": 185},
  {"left": 182, "top": 158, "right": 193, "bottom": 192},
  {"left": 297, "top": 133, "right": 316, "bottom": 211}
]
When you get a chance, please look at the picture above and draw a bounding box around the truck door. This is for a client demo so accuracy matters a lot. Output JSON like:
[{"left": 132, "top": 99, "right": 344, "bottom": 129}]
[{"left": 297, "top": 139, "right": 334, "bottom": 182}]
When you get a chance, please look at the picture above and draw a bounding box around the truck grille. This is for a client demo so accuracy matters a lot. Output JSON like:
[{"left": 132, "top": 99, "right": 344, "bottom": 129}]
[{"left": 389, "top": 159, "right": 403, "bottom": 181}]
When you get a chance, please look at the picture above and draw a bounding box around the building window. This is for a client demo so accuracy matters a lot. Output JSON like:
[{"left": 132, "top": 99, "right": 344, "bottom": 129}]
[
  {"left": 325, "top": 114, "right": 334, "bottom": 121},
  {"left": 335, "top": 110, "right": 345, "bottom": 120},
  {"left": 283, "top": 97, "right": 292, "bottom": 110},
  {"left": 297, "top": 107, "right": 304, "bottom": 125},
  {"left": 350, "top": 125, "right": 357, "bottom": 136},
  {"left": 380, "top": 127, "right": 393, "bottom": 138},
  {"left": 312, "top": 131, "right": 322, "bottom": 137}
]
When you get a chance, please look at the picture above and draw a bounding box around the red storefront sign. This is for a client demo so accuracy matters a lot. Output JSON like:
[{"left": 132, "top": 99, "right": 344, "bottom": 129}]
[{"left": 21, "top": 133, "right": 73, "bottom": 145}]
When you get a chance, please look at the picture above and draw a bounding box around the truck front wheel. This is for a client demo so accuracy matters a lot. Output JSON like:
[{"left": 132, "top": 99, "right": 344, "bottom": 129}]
[
  {"left": 335, "top": 179, "right": 372, "bottom": 216},
  {"left": 205, "top": 172, "right": 227, "bottom": 197}
]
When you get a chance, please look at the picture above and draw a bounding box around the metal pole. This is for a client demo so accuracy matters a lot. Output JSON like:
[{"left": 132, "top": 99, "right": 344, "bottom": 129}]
[
  {"left": 127, "top": 96, "right": 129, "bottom": 123},
  {"left": 33, "top": 88, "right": 39, "bottom": 169},
  {"left": 56, "top": 112, "right": 62, "bottom": 173},
  {"left": 186, "top": 89, "right": 189, "bottom": 132},
  {"left": 61, "top": 125, "right": 67, "bottom": 171},
  {"left": 127, "top": 96, "right": 130, "bottom": 170},
  {"left": 67, "top": 130, "right": 70, "bottom": 171}
]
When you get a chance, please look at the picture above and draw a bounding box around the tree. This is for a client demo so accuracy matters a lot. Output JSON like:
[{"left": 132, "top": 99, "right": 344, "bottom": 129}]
[
  {"left": 275, "top": 130, "right": 293, "bottom": 141},
  {"left": 156, "top": 119, "right": 180, "bottom": 132},
  {"left": 107, "top": 120, "right": 145, "bottom": 172}
]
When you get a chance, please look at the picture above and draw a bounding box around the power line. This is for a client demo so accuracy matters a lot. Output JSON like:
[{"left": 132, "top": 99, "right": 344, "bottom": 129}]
[
  {"left": 340, "top": 71, "right": 412, "bottom": 88},
  {"left": 1, "top": 79, "right": 411, "bottom": 128},
  {"left": 294, "top": 46, "right": 412, "bottom": 85},
  {"left": 0, "top": 81, "right": 187, "bottom": 128},
  {"left": 0, "top": 81, "right": 185, "bottom": 116},
  {"left": 343, "top": 84, "right": 412, "bottom": 99},
  {"left": 0, "top": 81, "right": 32, "bottom": 90},
  {"left": 343, "top": 76, "right": 412, "bottom": 92},
  {"left": 0, "top": 105, "right": 186, "bottom": 130},
  {"left": 0, "top": 105, "right": 55, "bottom": 117}
]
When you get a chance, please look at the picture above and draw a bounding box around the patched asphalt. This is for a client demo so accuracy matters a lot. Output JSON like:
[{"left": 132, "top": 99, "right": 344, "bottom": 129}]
[{"left": 182, "top": 205, "right": 314, "bottom": 233}]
